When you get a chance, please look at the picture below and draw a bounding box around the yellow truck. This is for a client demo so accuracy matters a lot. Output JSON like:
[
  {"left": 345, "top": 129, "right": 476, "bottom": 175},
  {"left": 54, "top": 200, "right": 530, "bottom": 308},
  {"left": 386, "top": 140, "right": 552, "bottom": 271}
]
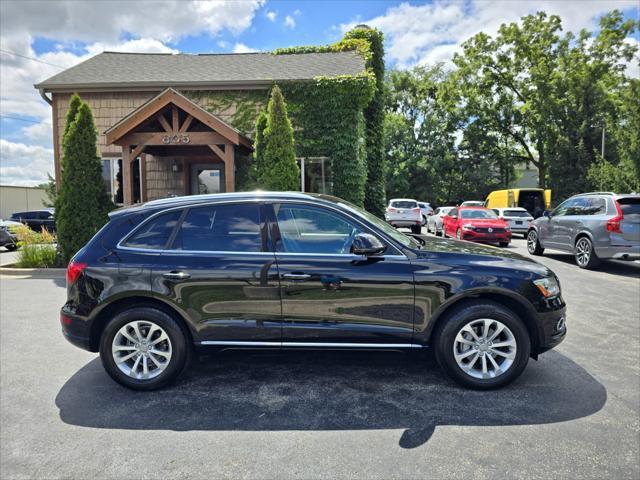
[{"left": 485, "top": 188, "right": 551, "bottom": 218}]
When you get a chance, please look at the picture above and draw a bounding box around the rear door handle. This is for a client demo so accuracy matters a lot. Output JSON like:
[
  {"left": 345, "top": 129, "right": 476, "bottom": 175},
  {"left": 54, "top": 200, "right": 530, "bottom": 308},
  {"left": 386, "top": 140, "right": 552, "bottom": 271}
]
[
  {"left": 282, "top": 273, "right": 311, "bottom": 280},
  {"left": 162, "top": 271, "right": 191, "bottom": 280}
]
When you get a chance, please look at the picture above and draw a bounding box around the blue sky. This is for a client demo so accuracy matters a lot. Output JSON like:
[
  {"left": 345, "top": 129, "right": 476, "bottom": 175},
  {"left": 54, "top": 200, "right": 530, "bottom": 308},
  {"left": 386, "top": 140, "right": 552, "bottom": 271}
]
[{"left": 1, "top": 0, "right": 638, "bottom": 185}]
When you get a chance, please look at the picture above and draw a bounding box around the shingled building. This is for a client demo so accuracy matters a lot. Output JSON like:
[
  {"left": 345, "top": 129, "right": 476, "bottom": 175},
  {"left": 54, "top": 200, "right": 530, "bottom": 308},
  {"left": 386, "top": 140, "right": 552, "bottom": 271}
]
[{"left": 35, "top": 51, "right": 365, "bottom": 205}]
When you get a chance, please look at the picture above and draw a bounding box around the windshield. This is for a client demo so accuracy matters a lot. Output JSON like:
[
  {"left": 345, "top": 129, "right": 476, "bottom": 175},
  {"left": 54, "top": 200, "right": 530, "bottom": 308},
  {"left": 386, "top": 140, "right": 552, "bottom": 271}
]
[
  {"left": 339, "top": 201, "right": 420, "bottom": 249},
  {"left": 460, "top": 209, "right": 498, "bottom": 219},
  {"left": 504, "top": 210, "right": 530, "bottom": 217}
]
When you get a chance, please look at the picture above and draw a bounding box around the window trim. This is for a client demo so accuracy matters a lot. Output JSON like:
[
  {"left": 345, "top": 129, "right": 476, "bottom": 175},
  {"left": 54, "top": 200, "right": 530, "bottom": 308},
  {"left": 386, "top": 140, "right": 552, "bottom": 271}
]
[
  {"left": 117, "top": 199, "right": 267, "bottom": 253},
  {"left": 117, "top": 198, "right": 408, "bottom": 258},
  {"left": 266, "top": 201, "right": 404, "bottom": 257}
]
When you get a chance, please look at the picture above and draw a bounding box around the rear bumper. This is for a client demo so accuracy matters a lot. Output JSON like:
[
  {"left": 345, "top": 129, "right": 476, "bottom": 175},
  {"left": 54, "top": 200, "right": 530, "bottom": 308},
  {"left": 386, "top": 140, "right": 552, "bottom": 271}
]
[
  {"left": 595, "top": 244, "right": 640, "bottom": 260},
  {"left": 387, "top": 220, "right": 421, "bottom": 227},
  {"left": 60, "top": 307, "right": 93, "bottom": 351}
]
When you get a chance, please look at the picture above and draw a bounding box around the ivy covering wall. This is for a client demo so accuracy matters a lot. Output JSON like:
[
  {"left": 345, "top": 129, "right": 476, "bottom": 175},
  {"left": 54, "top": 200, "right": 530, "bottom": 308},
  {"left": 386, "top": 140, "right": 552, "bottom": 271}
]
[{"left": 185, "top": 27, "right": 384, "bottom": 209}]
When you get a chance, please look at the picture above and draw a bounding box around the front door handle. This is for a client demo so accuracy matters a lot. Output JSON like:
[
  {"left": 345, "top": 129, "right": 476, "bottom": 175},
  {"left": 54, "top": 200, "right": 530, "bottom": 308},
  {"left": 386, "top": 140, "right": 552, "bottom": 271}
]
[
  {"left": 162, "top": 271, "right": 191, "bottom": 280},
  {"left": 282, "top": 273, "right": 311, "bottom": 280}
]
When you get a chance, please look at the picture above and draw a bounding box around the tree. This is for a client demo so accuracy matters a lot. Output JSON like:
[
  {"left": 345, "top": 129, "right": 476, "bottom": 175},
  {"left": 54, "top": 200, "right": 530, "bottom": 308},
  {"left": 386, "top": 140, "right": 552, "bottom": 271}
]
[
  {"left": 55, "top": 100, "right": 112, "bottom": 262},
  {"left": 37, "top": 173, "right": 57, "bottom": 207},
  {"left": 255, "top": 85, "right": 300, "bottom": 190},
  {"left": 446, "top": 11, "right": 637, "bottom": 200}
]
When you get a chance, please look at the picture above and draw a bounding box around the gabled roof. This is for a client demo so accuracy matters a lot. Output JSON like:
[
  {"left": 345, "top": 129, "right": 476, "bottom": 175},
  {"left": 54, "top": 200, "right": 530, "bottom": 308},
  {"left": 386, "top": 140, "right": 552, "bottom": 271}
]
[
  {"left": 35, "top": 51, "right": 366, "bottom": 91},
  {"left": 105, "top": 88, "right": 252, "bottom": 148}
]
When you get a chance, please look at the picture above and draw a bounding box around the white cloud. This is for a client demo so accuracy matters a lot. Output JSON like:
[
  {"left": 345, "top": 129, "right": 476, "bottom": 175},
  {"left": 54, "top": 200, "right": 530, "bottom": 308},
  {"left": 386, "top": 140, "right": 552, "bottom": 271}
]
[
  {"left": 0, "top": 0, "right": 265, "bottom": 45},
  {"left": 0, "top": 139, "right": 54, "bottom": 186},
  {"left": 23, "top": 122, "right": 53, "bottom": 148},
  {"left": 284, "top": 15, "right": 296, "bottom": 29},
  {"left": 232, "top": 43, "right": 259, "bottom": 54},
  {"left": 341, "top": 0, "right": 638, "bottom": 68},
  {"left": 266, "top": 11, "right": 277, "bottom": 22}
]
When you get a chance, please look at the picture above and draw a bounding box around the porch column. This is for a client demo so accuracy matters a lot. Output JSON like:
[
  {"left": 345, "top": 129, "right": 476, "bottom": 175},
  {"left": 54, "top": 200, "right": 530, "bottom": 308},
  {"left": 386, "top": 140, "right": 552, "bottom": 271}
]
[
  {"left": 224, "top": 143, "right": 235, "bottom": 193},
  {"left": 122, "top": 146, "right": 133, "bottom": 205}
]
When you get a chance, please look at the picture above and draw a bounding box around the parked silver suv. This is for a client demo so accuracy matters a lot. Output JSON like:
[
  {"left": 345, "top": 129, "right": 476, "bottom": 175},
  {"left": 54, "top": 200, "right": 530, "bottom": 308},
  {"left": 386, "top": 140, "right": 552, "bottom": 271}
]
[{"left": 527, "top": 192, "right": 640, "bottom": 269}]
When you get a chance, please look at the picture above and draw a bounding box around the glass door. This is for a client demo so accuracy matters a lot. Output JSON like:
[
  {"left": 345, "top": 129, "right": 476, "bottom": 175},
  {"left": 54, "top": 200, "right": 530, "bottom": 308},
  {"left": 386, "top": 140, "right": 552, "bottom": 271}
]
[{"left": 190, "top": 163, "right": 225, "bottom": 194}]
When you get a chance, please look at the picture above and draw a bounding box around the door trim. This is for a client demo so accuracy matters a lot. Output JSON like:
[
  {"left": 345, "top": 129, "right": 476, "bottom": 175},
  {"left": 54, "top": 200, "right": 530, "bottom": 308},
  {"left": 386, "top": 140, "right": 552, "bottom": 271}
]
[{"left": 199, "top": 340, "right": 423, "bottom": 348}]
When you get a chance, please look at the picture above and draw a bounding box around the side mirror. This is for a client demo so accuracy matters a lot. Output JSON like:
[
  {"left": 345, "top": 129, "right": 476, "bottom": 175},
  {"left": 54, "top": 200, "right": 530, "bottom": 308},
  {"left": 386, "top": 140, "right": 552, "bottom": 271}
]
[
  {"left": 352, "top": 233, "right": 386, "bottom": 256},
  {"left": 543, "top": 210, "right": 552, "bottom": 218}
]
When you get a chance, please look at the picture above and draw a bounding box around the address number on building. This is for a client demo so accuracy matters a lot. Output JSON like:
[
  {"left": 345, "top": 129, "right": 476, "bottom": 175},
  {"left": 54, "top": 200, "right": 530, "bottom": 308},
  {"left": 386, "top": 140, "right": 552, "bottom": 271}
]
[{"left": 162, "top": 134, "right": 190, "bottom": 144}]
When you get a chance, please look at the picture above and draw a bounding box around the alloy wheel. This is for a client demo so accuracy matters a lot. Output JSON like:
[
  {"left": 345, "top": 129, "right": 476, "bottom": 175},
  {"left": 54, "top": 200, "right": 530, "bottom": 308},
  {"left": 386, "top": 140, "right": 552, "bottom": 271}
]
[
  {"left": 453, "top": 318, "right": 517, "bottom": 379},
  {"left": 575, "top": 238, "right": 591, "bottom": 267},
  {"left": 527, "top": 231, "right": 537, "bottom": 253},
  {"left": 112, "top": 320, "right": 173, "bottom": 380}
]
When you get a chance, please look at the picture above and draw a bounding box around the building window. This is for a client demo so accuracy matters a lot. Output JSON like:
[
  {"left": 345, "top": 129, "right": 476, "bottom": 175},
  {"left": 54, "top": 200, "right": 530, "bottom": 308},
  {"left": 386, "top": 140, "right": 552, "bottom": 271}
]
[
  {"left": 101, "top": 157, "right": 142, "bottom": 204},
  {"left": 297, "top": 157, "right": 331, "bottom": 194}
]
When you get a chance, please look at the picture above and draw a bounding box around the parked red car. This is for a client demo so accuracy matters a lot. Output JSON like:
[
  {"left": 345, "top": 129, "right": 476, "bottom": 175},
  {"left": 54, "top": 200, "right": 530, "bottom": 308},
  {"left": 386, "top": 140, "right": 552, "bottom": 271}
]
[{"left": 443, "top": 207, "right": 512, "bottom": 247}]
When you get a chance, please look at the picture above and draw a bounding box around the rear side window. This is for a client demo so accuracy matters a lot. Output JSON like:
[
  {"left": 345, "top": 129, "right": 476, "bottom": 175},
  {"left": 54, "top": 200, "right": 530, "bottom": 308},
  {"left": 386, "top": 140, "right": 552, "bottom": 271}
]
[
  {"left": 391, "top": 201, "right": 417, "bottom": 209},
  {"left": 124, "top": 210, "right": 182, "bottom": 249},
  {"left": 171, "top": 204, "right": 262, "bottom": 252},
  {"left": 618, "top": 198, "right": 640, "bottom": 216}
]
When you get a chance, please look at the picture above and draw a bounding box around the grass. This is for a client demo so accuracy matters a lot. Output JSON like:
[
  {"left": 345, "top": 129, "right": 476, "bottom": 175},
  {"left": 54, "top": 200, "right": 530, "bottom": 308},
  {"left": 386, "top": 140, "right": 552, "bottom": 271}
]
[{"left": 13, "top": 224, "right": 62, "bottom": 268}]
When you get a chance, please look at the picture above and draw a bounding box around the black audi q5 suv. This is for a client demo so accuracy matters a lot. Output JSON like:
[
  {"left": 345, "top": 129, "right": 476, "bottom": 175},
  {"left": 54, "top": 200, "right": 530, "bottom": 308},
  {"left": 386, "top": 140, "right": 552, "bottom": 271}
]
[{"left": 61, "top": 192, "right": 566, "bottom": 390}]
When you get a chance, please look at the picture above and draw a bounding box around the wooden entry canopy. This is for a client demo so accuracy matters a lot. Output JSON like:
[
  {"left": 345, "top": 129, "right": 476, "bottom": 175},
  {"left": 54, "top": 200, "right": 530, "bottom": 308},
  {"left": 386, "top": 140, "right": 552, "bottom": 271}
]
[{"left": 105, "top": 88, "right": 252, "bottom": 204}]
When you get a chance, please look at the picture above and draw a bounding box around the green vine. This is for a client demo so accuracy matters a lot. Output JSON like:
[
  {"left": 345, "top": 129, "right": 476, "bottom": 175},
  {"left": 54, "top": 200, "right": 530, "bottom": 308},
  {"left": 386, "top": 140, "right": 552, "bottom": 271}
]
[{"left": 186, "top": 90, "right": 268, "bottom": 135}]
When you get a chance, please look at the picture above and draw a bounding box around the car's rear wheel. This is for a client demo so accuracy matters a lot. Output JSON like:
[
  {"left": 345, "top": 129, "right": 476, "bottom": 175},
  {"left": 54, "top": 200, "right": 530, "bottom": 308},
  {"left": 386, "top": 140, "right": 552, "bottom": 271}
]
[
  {"left": 99, "top": 307, "right": 189, "bottom": 390},
  {"left": 527, "top": 229, "right": 544, "bottom": 255},
  {"left": 575, "top": 236, "right": 600, "bottom": 269},
  {"left": 5, "top": 244, "right": 17, "bottom": 251},
  {"left": 434, "top": 301, "right": 530, "bottom": 389},
  {"left": 499, "top": 241, "right": 509, "bottom": 247},
  {"left": 411, "top": 225, "right": 422, "bottom": 234}
]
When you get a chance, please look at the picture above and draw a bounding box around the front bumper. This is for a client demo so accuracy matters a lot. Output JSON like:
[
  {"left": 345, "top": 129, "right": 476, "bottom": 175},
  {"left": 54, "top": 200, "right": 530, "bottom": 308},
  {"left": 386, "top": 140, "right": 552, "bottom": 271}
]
[
  {"left": 535, "top": 301, "right": 567, "bottom": 354},
  {"left": 460, "top": 229, "right": 512, "bottom": 243}
]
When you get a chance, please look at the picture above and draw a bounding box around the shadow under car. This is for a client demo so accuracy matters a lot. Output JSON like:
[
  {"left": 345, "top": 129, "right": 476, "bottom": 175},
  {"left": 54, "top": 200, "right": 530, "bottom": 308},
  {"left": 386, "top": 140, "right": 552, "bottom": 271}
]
[{"left": 55, "top": 349, "right": 606, "bottom": 448}]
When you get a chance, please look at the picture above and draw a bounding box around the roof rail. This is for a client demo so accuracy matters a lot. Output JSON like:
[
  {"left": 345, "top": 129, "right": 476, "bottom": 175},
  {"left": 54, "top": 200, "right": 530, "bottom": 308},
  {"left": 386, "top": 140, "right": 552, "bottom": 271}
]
[{"left": 573, "top": 192, "right": 617, "bottom": 196}]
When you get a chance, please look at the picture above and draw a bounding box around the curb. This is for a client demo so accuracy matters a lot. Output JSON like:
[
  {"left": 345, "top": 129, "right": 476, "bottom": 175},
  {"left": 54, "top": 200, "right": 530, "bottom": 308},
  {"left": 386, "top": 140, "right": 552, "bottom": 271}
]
[{"left": 0, "top": 267, "right": 66, "bottom": 279}]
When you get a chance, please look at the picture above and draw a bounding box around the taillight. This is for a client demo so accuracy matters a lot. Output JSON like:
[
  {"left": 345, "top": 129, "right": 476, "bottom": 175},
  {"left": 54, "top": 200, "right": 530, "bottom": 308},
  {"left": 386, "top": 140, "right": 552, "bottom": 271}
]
[
  {"left": 60, "top": 312, "right": 72, "bottom": 326},
  {"left": 606, "top": 201, "right": 624, "bottom": 234},
  {"left": 387, "top": 207, "right": 397, "bottom": 212},
  {"left": 412, "top": 207, "right": 420, "bottom": 212},
  {"left": 66, "top": 261, "right": 87, "bottom": 286}
]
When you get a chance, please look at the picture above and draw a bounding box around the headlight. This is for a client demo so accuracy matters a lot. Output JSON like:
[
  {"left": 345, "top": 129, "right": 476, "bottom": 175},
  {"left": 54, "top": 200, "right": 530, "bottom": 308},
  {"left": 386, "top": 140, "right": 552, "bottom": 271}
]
[
  {"left": 534, "top": 277, "right": 560, "bottom": 298},
  {"left": 462, "top": 224, "right": 475, "bottom": 231}
]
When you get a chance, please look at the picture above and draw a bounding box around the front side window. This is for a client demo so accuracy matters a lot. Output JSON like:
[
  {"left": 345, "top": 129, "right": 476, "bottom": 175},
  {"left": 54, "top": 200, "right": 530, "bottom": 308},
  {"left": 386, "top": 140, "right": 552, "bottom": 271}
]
[
  {"left": 449, "top": 208, "right": 458, "bottom": 217},
  {"left": 552, "top": 198, "right": 578, "bottom": 217},
  {"left": 124, "top": 210, "right": 182, "bottom": 249},
  {"left": 274, "top": 204, "right": 361, "bottom": 254},
  {"left": 171, "top": 204, "right": 262, "bottom": 252}
]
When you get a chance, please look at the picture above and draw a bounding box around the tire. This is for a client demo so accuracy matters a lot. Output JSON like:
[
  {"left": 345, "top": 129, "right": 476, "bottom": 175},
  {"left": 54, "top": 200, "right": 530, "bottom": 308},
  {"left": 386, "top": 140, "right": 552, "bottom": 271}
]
[
  {"left": 5, "top": 244, "right": 17, "bottom": 251},
  {"left": 434, "top": 301, "right": 531, "bottom": 389},
  {"left": 574, "top": 236, "right": 600, "bottom": 269},
  {"left": 411, "top": 224, "right": 422, "bottom": 235},
  {"left": 99, "top": 307, "right": 190, "bottom": 390},
  {"left": 422, "top": 215, "right": 427, "bottom": 226},
  {"left": 499, "top": 242, "right": 509, "bottom": 248},
  {"left": 527, "top": 229, "right": 544, "bottom": 256},
  {"left": 436, "top": 227, "right": 442, "bottom": 237}
]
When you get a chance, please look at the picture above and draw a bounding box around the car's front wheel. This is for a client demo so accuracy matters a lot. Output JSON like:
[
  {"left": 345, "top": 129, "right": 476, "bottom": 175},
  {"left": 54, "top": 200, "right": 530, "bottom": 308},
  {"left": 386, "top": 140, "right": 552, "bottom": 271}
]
[
  {"left": 99, "top": 307, "right": 189, "bottom": 390},
  {"left": 434, "top": 301, "right": 530, "bottom": 389}
]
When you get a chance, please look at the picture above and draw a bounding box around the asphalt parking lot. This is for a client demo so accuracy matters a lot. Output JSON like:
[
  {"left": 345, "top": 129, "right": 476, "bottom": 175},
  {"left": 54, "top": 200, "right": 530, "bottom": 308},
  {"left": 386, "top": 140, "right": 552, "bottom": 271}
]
[{"left": 1, "top": 237, "right": 639, "bottom": 479}]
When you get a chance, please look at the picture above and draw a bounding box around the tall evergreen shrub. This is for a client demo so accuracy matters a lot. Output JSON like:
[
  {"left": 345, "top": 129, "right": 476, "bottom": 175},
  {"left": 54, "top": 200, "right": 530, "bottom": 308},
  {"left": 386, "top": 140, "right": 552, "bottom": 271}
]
[
  {"left": 55, "top": 100, "right": 111, "bottom": 262},
  {"left": 255, "top": 85, "right": 300, "bottom": 190}
]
